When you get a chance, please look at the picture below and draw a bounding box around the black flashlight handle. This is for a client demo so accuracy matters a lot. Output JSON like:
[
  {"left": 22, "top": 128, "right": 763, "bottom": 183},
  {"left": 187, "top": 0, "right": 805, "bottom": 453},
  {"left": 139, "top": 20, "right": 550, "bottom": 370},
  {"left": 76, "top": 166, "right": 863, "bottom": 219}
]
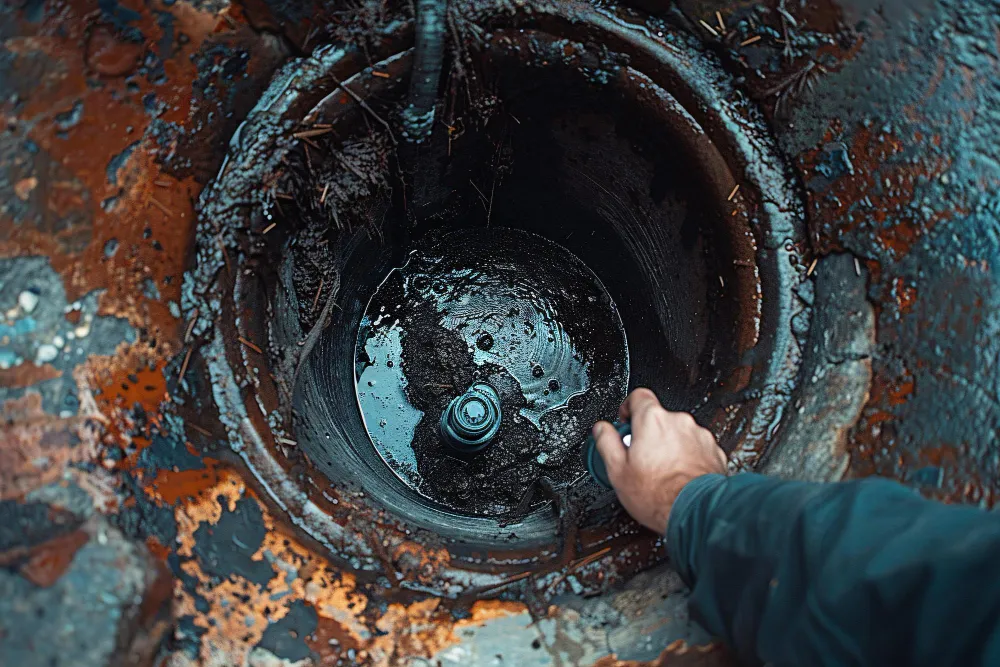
[{"left": 584, "top": 421, "right": 631, "bottom": 489}]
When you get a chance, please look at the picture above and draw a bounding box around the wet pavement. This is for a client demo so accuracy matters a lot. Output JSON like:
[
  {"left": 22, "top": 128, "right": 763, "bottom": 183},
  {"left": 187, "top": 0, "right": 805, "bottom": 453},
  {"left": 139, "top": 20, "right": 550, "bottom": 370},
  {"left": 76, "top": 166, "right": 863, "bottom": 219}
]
[{"left": 2, "top": 0, "right": 1000, "bottom": 665}]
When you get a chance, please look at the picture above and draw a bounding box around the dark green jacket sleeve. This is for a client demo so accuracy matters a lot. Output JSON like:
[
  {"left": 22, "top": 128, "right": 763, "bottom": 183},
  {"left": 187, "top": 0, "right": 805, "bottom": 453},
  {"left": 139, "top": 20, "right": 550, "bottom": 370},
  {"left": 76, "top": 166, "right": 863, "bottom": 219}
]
[{"left": 667, "top": 473, "right": 1000, "bottom": 666}]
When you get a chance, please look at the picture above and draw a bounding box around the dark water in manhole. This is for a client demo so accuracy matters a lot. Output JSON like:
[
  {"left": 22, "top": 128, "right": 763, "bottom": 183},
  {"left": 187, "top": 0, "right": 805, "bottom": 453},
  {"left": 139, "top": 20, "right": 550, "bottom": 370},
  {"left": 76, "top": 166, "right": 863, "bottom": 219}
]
[{"left": 355, "top": 227, "right": 629, "bottom": 516}]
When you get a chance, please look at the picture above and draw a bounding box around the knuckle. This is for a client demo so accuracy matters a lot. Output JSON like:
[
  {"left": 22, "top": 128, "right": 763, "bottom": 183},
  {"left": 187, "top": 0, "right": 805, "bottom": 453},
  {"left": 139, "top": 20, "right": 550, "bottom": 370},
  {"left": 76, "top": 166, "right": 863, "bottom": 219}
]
[
  {"left": 674, "top": 411, "right": 697, "bottom": 428},
  {"left": 649, "top": 408, "right": 670, "bottom": 429},
  {"left": 632, "top": 387, "right": 656, "bottom": 400}
]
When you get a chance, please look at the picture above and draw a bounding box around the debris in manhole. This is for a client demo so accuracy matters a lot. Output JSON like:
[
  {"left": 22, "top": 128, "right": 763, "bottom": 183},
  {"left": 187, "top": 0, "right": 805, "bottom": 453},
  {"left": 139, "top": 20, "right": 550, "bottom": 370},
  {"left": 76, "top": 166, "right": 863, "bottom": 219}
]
[
  {"left": 355, "top": 228, "right": 629, "bottom": 515},
  {"left": 183, "top": 0, "right": 807, "bottom": 592}
]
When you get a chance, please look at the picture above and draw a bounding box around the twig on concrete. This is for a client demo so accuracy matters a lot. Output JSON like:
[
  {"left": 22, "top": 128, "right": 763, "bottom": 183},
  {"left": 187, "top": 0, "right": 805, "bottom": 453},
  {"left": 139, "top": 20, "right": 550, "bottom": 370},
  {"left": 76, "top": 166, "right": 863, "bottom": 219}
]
[
  {"left": 178, "top": 347, "right": 194, "bottom": 382},
  {"left": 187, "top": 422, "right": 212, "bottom": 437},
  {"left": 544, "top": 546, "right": 612, "bottom": 596},
  {"left": 149, "top": 197, "right": 172, "bottom": 217},
  {"left": 184, "top": 309, "right": 199, "bottom": 343},
  {"left": 238, "top": 336, "right": 262, "bottom": 354},
  {"left": 329, "top": 73, "right": 397, "bottom": 145},
  {"left": 294, "top": 128, "right": 334, "bottom": 139},
  {"left": 312, "top": 277, "right": 325, "bottom": 313}
]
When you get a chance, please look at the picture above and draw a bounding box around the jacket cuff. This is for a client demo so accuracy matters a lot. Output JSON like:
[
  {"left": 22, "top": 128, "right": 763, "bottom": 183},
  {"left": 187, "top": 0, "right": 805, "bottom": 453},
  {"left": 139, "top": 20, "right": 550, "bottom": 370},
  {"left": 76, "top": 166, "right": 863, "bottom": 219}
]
[{"left": 667, "top": 473, "right": 727, "bottom": 586}]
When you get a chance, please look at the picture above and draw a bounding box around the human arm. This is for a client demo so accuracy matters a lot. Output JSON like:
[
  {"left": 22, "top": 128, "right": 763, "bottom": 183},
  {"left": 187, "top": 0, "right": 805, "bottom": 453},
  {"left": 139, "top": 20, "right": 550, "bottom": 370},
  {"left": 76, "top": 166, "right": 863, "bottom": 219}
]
[{"left": 594, "top": 390, "right": 1000, "bottom": 667}]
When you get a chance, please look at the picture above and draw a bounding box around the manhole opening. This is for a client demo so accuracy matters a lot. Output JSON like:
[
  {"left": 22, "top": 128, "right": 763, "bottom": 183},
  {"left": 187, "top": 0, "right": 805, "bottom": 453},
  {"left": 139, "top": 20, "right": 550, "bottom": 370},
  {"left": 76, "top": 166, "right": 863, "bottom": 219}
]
[
  {"left": 288, "top": 48, "right": 759, "bottom": 538},
  {"left": 192, "top": 10, "right": 806, "bottom": 577}
]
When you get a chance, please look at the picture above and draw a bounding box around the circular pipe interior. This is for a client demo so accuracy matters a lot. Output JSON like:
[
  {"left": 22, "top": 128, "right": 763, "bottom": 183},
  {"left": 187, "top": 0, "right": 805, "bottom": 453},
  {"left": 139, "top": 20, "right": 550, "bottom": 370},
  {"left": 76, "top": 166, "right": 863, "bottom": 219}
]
[
  {"left": 192, "top": 9, "right": 806, "bottom": 576},
  {"left": 286, "top": 43, "right": 761, "bottom": 548}
]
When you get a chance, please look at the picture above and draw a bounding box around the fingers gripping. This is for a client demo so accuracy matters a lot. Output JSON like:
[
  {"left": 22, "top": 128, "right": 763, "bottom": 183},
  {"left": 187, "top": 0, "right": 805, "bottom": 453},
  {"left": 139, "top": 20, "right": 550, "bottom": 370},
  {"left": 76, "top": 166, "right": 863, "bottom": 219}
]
[{"left": 593, "top": 421, "right": 627, "bottom": 481}]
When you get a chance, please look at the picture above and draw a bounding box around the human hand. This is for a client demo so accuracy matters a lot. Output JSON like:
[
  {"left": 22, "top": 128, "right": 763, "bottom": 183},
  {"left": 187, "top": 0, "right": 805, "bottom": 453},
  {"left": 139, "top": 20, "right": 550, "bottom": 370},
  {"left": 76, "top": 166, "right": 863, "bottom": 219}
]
[{"left": 593, "top": 388, "right": 727, "bottom": 534}]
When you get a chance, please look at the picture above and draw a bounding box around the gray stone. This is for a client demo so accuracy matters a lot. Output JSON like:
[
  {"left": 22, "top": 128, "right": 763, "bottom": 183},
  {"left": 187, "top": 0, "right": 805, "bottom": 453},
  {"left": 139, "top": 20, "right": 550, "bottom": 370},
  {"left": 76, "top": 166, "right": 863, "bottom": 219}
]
[
  {"left": 0, "top": 488, "right": 173, "bottom": 667},
  {"left": 0, "top": 257, "right": 135, "bottom": 415}
]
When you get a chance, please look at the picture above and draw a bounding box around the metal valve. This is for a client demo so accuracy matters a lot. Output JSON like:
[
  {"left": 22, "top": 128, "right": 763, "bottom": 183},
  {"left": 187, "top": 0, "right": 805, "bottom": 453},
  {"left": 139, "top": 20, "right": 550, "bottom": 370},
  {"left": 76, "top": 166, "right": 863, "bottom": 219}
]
[{"left": 440, "top": 383, "right": 502, "bottom": 453}]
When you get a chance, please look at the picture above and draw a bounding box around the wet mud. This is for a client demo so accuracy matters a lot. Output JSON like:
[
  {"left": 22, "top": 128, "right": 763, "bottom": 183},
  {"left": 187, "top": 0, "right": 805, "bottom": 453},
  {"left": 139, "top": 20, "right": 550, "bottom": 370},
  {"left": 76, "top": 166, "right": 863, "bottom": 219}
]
[{"left": 357, "top": 228, "right": 628, "bottom": 515}]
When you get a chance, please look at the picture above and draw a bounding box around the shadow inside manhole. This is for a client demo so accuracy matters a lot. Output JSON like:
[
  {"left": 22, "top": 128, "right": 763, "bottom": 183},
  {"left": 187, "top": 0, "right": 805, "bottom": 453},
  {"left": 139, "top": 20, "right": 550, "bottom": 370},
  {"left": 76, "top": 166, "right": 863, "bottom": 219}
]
[{"left": 184, "top": 1, "right": 807, "bottom": 598}]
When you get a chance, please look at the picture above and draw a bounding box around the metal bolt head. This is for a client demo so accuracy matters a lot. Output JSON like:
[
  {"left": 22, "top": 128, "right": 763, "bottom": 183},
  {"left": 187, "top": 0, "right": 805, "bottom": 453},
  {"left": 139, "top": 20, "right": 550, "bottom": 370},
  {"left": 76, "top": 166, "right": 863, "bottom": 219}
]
[
  {"left": 459, "top": 397, "right": 488, "bottom": 426},
  {"left": 440, "top": 383, "right": 502, "bottom": 453}
]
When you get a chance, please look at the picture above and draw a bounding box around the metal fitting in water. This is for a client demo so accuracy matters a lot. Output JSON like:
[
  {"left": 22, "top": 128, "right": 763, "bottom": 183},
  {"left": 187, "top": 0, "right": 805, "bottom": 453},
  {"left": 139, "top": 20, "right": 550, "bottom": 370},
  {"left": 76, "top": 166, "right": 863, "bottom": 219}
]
[{"left": 440, "top": 383, "right": 502, "bottom": 453}]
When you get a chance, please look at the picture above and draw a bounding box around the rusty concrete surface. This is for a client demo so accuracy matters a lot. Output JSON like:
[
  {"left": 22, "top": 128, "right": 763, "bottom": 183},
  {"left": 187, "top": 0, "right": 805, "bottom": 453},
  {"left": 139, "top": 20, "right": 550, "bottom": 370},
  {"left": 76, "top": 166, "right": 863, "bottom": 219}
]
[{"left": 2, "top": 0, "right": 999, "bottom": 665}]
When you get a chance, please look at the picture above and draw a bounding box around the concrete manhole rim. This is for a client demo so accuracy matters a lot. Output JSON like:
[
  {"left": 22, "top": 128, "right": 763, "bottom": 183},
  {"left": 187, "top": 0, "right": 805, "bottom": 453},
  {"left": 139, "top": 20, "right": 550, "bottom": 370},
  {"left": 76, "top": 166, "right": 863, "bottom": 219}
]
[{"left": 184, "top": 1, "right": 808, "bottom": 595}]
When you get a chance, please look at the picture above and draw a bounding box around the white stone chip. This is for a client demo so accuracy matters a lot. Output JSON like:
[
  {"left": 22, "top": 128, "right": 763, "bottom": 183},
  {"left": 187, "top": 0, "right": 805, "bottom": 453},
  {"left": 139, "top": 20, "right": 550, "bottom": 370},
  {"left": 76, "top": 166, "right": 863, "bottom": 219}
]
[
  {"left": 18, "top": 290, "right": 39, "bottom": 314},
  {"left": 36, "top": 343, "right": 58, "bottom": 363}
]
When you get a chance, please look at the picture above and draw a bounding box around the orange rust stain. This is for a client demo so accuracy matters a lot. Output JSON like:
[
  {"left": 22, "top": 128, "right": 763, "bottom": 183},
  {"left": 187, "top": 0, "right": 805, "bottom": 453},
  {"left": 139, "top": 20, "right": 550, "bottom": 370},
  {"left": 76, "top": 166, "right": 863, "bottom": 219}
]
[
  {"left": 888, "top": 369, "right": 915, "bottom": 407},
  {"left": 145, "top": 535, "right": 171, "bottom": 561},
  {"left": 172, "top": 471, "right": 274, "bottom": 663},
  {"left": 865, "top": 257, "right": 883, "bottom": 286},
  {"left": 165, "top": 467, "right": 532, "bottom": 666},
  {"left": 74, "top": 343, "right": 169, "bottom": 451},
  {"left": 0, "top": 0, "right": 220, "bottom": 345},
  {"left": 284, "top": 551, "right": 369, "bottom": 649},
  {"left": 86, "top": 151, "right": 202, "bottom": 339},
  {"left": 93, "top": 350, "right": 169, "bottom": 413},
  {"left": 308, "top": 615, "right": 364, "bottom": 661},
  {"left": 0, "top": 1, "right": 236, "bottom": 498},
  {"left": 388, "top": 540, "right": 452, "bottom": 588},
  {"left": 174, "top": 467, "right": 247, "bottom": 548},
  {"left": 888, "top": 380, "right": 914, "bottom": 406},
  {"left": 877, "top": 222, "right": 920, "bottom": 258},
  {"left": 845, "top": 368, "right": 982, "bottom": 504},
  {"left": 0, "top": 362, "right": 61, "bottom": 389},
  {"left": 846, "top": 372, "right": 900, "bottom": 478},
  {"left": 171, "top": 469, "right": 370, "bottom": 664},
  {"left": 19, "top": 529, "right": 90, "bottom": 587},
  {"left": 913, "top": 445, "right": 960, "bottom": 468},
  {"left": 85, "top": 25, "right": 144, "bottom": 76},
  {"left": 363, "top": 597, "right": 525, "bottom": 665},
  {"left": 458, "top": 599, "right": 526, "bottom": 626},
  {"left": 175, "top": 575, "right": 279, "bottom": 663},
  {"left": 800, "top": 124, "right": 959, "bottom": 259},
  {"left": 0, "top": 1, "right": 286, "bottom": 510},
  {"left": 147, "top": 457, "right": 223, "bottom": 505},
  {"left": 370, "top": 598, "right": 454, "bottom": 663},
  {"left": 884, "top": 442, "right": 994, "bottom": 507}
]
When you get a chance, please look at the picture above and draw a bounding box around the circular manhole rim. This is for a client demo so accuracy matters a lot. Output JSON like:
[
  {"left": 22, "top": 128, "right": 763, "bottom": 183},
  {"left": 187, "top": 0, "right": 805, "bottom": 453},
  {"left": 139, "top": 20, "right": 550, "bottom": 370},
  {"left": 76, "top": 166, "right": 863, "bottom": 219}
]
[{"left": 186, "top": 3, "right": 808, "bottom": 592}]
